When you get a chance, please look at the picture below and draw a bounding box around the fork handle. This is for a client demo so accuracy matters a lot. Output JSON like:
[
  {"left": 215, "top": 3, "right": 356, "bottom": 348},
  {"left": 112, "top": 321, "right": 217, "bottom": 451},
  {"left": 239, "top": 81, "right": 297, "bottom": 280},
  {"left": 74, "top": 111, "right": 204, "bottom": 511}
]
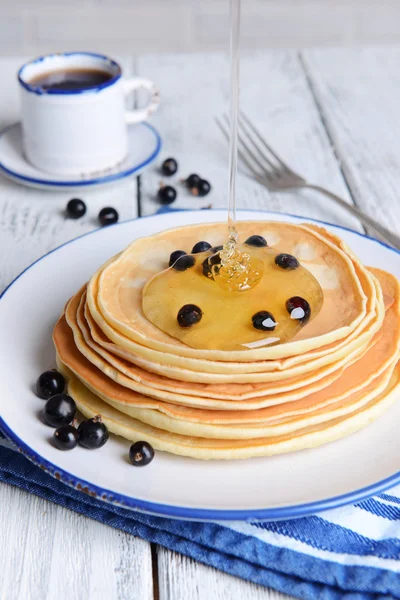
[{"left": 303, "top": 184, "right": 400, "bottom": 250}]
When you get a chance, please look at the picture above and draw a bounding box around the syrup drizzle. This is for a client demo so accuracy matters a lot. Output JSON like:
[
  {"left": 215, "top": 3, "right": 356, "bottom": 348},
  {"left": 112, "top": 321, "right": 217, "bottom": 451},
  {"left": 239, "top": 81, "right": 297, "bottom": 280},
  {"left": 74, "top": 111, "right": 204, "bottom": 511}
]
[
  {"left": 216, "top": 0, "right": 262, "bottom": 292},
  {"left": 227, "top": 0, "right": 240, "bottom": 239}
]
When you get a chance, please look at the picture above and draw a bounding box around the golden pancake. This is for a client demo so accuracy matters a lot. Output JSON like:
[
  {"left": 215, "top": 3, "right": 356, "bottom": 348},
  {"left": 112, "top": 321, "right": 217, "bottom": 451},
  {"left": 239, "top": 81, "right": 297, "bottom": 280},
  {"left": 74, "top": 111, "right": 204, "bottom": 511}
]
[
  {"left": 58, "top": 361, "right": 400, "bottom": 459},
  {"left": 83, "top": 273, "right": 382, "bottom": 382},
  {"left": 90, "top": 365, "right": 397, "bottom": 439},
  {"left": 79, "top": 291, "right": 348, "bottom": 400},
  {"left": 54, "top": 270, "right": 399, "bottom": 422},
  {"left": 52, "top": 217, "right": 400, "bottom": 459},
  {"left": 86, "top": 248, "right": 379, "bottom": 373},
  {"left": 90, "top": 221, "right": 368, "bottom": 362}
]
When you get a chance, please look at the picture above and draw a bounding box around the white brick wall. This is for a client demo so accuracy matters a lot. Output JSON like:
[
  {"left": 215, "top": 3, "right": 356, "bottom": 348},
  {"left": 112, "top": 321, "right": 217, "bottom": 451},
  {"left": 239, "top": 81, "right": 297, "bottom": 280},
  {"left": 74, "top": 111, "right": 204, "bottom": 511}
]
[{"left": 1, "top": 0, "right": 400, "bottom": 57}]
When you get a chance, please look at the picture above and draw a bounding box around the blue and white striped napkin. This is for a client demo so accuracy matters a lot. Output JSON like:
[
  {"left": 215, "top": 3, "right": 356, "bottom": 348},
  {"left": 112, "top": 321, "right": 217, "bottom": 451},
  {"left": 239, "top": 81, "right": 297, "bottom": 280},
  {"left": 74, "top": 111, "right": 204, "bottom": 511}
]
[{"left": 1, "top": 431, "right": 399, "bottom": 600}]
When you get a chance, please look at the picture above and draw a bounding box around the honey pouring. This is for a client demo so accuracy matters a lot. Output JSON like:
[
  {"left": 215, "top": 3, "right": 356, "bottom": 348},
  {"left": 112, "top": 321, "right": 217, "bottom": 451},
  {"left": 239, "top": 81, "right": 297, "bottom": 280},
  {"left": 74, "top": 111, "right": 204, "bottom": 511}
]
[{"left": 142, "top": 0, "right": 324, "bottom": 350}]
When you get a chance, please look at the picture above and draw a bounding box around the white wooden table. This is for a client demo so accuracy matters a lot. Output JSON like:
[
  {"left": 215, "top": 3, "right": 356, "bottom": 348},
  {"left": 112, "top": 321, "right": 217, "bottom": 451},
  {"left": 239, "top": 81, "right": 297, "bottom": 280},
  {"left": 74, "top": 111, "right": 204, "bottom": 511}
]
[{"left": 1, "top": 47, "right": 399, "bottom": 600}]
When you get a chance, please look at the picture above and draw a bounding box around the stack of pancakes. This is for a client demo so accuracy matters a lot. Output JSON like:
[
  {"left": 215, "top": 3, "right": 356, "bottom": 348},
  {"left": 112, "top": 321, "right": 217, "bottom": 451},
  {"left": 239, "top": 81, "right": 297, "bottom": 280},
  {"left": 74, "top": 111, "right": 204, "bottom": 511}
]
[{"left": 54, "top": 221, "right": 400, "bottom": 459}]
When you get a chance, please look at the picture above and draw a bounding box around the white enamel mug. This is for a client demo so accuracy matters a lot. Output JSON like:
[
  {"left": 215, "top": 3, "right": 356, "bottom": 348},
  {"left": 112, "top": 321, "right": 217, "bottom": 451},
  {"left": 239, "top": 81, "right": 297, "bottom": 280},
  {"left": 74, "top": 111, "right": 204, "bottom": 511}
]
[{"left": 18, "top": 52, "right": 160, "bottom": 176}]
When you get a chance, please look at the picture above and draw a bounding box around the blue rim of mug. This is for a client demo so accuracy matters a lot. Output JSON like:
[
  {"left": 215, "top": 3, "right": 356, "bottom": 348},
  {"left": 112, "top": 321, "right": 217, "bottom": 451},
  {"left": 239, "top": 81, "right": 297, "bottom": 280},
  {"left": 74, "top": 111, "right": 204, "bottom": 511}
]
[
  {"left": 0, "top": 121, "right": 162, "bottom": 188},
  {"left": 18, "top": 51, "right": 122, "bottom": 95}
]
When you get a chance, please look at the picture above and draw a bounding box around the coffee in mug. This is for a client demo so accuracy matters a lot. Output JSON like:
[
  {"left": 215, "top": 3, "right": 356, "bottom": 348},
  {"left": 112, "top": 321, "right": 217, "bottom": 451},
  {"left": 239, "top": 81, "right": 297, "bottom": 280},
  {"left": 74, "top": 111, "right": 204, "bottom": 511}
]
[{"left": 28, "top": 68, "right": 113, "bottom": 92}]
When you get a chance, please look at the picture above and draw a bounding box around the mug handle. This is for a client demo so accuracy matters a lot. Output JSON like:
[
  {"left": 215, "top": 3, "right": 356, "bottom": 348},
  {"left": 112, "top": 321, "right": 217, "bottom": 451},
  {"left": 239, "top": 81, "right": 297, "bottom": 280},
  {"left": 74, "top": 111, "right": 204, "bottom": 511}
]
[{"left": 123, "top": 78, "right": 160, "bottom": 125}]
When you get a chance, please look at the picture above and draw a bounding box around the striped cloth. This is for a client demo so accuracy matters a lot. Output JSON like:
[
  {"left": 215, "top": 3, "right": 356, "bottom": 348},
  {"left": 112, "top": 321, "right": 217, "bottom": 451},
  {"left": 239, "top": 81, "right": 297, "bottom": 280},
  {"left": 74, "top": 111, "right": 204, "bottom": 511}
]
[{"left": 1, "top": 432, "right": 399, "bottom": 599}]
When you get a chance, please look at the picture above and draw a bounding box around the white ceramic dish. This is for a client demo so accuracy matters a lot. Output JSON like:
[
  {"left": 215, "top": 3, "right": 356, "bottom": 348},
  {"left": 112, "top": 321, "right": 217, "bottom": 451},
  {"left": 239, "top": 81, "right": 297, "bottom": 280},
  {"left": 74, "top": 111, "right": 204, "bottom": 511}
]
[
  {"left": 1, "top": 210, "right": 399, "bottom": 522},
  {"left": 0, "top": 122, "right": 161, "bottom": 190}
]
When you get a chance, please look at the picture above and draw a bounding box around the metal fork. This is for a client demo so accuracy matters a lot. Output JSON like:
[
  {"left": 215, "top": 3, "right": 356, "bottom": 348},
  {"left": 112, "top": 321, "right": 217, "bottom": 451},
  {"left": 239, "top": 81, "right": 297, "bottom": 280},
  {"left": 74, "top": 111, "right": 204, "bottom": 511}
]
[{"left": 216, "top": 112, "right": 400, "bottom": 250}]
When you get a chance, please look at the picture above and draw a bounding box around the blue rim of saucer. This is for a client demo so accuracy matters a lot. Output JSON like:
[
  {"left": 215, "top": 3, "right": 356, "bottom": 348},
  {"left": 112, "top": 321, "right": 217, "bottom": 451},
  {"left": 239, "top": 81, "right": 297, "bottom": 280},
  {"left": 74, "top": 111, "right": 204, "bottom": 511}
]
[
  {"left": 0, "top": 122, "right": 162, "bottom": 188},
  {"left": 0, "top": 209, "right": 399, "bottom": 521},
  {"left": 18, "top": 52, "right": 122, "bottom": 95}
]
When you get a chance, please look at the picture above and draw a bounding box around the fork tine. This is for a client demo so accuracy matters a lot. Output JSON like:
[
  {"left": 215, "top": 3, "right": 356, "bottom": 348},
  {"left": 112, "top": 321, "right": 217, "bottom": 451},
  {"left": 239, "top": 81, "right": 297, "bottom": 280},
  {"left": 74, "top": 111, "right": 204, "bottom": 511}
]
[
  {"left": 221, "top": 114, "right": 278, "bottom": 179},
  {"left": 239, "top": 111, "right": 296, "bottom": 174},
  {"left": 215, "top": 117, "right": 270, "bottom": 182}
]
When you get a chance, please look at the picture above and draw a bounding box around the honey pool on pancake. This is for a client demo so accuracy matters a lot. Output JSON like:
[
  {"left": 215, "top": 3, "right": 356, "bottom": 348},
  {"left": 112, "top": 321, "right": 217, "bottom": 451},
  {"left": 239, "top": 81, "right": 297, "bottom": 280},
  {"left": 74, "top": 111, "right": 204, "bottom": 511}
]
[{"left": 142, "top": 239, "right": 324, "bottom": 351}]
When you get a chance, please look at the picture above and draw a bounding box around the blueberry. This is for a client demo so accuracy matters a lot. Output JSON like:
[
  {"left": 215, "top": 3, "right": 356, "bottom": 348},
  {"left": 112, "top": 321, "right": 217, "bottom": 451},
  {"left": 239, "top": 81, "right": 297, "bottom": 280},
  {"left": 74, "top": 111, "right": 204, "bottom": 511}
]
[
  {"left": 245, "top": 235, "right": 268, "bottom": 247},
  {"left": 158, "top": 185, "right": 177, "bottom": 205},
  {"left": 194, "top": 179, "right": 211, "bottom": 197},
  {"left": 177, "top": 304, "right": 203, "bottom": 327},
  {"left": 36, "top": 370, "right": 65, "bottom": 399},
  {"left": 172, "top": 254, "right": 195, "bottom": 271},
  {"left": 66, "top": 198, "right": 86, "bottom": 219},
  {"left": 161, "top": 157, "right": 178, "bottom": 176},
  {"left": 286, "top": 297, "right": 311, "bottom": 324},
  {"left": 192, "top": 241, "right": 212, "bottom": 253},
  {"left": 202, "top": 253, "right": 221, "bottom": 278},
  {"left": 252, "top": 311, "right": 277, "bottom": 331},
  {"left": 99, "top": 207, "right": 119, "bottom": 226},
  {"left": 129, "top": 441, "right": 155, "bottom": 466},
  {"left": 43, "top": 393, "right": 76, "bottom": 428},
  {"left": 53, "top": 424, "right": 79, "bottom": 450},
  {"left": 185, "top": 174, "right": 201, "bottom": 189},
  {"left": 169, "top": 250, "right": 187, "bottom": 267},
  {"left": 275, "top": 253, "right": 299, "bottom": 270},
  {"left": 78, "top": 415, "right": 109, "bottom": 449}
]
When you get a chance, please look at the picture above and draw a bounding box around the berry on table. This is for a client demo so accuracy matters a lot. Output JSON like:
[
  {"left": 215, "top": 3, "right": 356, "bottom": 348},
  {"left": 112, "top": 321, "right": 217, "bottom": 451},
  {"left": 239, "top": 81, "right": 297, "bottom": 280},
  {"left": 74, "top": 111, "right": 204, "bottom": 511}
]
[
  {"left": 191, "top": 179, "right": 211, "bottom": 197},
  {"left": 157, "top": 184, "right": 177, "bottom": 205},
  {"left": 53, "top": 424, "right": 79, "bottom": 450},
  {"left": 129, "top": 441, "right": 155, "bottom": 466},
  {"left": 78, "top": 415, "right": 109, "bottom": 449},
  {"left": 36, "top": 370, "right": 65, "bottom": 399},
  {"left": 66, "top": 198, "right": 86, "bottom": 219},
  {"left": 161, "top": 157, "right": 178, "bottom": 176},
  {"left": 43, "top": 393, "right": 76, "bottom": 428},
  {"left": 99, "top": 207, "right": 119, "bottom": 226},
  {"left": 183, "top": 174, "right": 201, "bottom": 189}
]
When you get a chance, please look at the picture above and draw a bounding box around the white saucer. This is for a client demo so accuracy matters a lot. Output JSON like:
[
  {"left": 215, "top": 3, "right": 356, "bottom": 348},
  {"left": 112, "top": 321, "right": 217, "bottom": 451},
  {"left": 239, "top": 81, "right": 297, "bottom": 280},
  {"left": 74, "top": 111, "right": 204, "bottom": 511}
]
[{"left": 0, "top": 122, "right": 162, "bottom": 191}]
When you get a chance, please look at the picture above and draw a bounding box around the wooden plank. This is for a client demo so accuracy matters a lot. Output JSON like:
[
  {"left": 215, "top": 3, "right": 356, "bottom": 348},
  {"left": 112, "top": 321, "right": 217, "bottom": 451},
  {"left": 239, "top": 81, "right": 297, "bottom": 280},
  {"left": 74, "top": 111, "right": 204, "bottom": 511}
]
[
  {"left": 0, "top": 56, "right": 153, "bottom": 600},
  {"left": 0, "top": 483, "right": 153, "bottom": 600},
  {"left": 302, "top": 47, "right": 400, "bottom": 233},
  {"left": 136, "top": 50, "right": 362, "bottom": 235},
  {"left": 157, "top": 547, "right": 290, "bottom": 600}
]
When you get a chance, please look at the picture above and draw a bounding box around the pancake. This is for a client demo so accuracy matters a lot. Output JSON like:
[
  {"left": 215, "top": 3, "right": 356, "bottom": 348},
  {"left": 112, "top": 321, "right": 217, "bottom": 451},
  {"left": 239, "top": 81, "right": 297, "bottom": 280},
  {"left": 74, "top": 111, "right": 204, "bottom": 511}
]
[
  {"left": 83, "top": 274, "right": 382, "bottom": 382},
  {"left": 77, "top": 290, "right": 353, "bottom": 401},
  {"left": 54, "top": 270, "right": 400, "bottom": 421},
  {"left": 89, "top": 365, "right": 398, "bottom": 439},
  {"left": 58, "top": 361, "right": 400, "bottom": 459},
  {"left": 86, "top": 260, "right": 378, "bottom": 371},
  {"left": 51, "top": 219, "right": 400, "bottom": 460},
  {"left": 89, "top": 221, "right": 368, "bottom": 362}
]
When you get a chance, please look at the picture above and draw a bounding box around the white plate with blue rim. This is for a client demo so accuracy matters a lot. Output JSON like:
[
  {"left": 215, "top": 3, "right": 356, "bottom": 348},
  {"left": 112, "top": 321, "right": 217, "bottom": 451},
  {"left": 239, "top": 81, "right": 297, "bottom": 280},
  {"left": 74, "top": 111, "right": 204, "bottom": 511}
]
[
  {"left": 1, "top": 209, "right": 400, "bottom": 521},
  {"left": 0, "top": 122, "right": 161, "bottom": 191}
]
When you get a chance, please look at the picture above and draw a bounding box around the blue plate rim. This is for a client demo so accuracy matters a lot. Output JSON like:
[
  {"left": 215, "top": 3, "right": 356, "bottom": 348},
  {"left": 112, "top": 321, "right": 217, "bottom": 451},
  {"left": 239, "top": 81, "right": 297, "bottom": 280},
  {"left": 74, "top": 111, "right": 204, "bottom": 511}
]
[
  {"left": 0, "top": 122, "right": 162, "bottom": 188},
  {"left": 1, "top": 208, "right": 399, "bottom": 521}
]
